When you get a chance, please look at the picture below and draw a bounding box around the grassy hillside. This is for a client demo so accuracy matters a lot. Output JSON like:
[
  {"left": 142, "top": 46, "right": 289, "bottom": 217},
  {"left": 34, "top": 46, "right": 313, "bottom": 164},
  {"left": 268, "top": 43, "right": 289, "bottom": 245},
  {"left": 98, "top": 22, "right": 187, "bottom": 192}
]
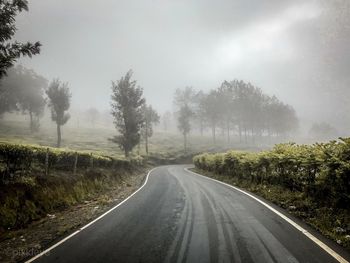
[{"left": 0, "top": 142, "right": 143, "bottom": 232}]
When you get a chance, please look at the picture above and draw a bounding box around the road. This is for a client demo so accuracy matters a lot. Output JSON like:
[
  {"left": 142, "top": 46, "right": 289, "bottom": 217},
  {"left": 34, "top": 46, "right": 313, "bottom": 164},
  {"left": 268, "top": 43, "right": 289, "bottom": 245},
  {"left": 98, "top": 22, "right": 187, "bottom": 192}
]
[{"left": 30, "top": 165, "right": 349, "bottom": 263}]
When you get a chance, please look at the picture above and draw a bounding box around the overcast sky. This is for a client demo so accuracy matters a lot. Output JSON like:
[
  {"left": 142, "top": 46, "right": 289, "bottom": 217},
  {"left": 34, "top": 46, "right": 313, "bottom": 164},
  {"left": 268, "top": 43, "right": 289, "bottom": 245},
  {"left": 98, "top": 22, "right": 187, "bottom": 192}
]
[{"left": 14, "top": 0, "right": 350, "bottom": 130}]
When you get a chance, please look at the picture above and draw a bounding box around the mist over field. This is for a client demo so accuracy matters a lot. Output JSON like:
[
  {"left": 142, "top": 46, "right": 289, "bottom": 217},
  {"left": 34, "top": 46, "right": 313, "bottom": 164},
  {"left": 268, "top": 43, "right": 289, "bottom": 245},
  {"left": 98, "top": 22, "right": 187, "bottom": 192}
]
[
  {"left": 2, "top": 1, "right": 350, "bottom": 262},
  {"left": 10, "top": 0, "right": 349, "bottom": 136}
]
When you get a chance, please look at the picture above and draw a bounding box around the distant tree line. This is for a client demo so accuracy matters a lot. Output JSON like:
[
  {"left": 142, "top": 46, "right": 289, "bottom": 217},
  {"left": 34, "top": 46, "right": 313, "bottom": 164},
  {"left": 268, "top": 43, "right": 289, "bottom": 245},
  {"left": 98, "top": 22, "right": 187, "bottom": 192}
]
[{"left": 174, "top": 80, "right": 298, "bottom": 150}]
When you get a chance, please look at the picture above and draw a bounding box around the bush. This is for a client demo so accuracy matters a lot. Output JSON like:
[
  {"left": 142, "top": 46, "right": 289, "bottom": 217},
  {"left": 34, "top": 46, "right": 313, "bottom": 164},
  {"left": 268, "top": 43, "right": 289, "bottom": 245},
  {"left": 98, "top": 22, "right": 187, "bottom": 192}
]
[
  {"left": 0, "top": 143, "right": 136, "bottom": 182},
  {"left": 193, "top": 138, "right": 350, "bottom": 209}
]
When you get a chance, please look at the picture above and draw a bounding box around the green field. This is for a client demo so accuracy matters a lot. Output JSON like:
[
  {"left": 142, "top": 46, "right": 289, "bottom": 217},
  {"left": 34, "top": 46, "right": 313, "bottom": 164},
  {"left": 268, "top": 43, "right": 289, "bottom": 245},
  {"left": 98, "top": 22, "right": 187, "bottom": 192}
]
[{"left": 0, "top": 117, "right": 267, "bottom": 158}]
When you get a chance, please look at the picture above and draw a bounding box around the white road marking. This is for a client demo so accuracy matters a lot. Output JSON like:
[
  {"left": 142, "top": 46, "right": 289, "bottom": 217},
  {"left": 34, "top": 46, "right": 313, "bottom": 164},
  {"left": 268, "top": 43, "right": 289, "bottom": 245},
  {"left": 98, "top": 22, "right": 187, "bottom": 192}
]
[
  {"left": 25, "top": 167, "right": 157, "bottom": 263},
  {"left": 185, "top": 168, "right": 349, "bottom": 263}
]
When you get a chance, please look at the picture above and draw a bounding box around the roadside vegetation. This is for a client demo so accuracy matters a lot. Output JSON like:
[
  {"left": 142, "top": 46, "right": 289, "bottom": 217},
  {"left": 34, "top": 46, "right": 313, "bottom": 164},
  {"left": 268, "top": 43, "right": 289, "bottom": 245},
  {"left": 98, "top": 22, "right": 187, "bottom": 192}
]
[
  {"left": 0, "top": 0, "right": 349, "bottom": 261},
  {"left": 0, "top": 142, "right": 143, "bottom": 230},
  {"left": 193, "top": 138, "right": 350, "bottom": 250}
]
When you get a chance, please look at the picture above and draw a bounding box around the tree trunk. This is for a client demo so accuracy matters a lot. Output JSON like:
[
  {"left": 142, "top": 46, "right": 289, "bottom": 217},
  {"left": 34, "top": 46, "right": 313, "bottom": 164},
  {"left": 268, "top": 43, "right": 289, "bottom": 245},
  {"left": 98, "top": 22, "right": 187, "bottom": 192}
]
[
  {"left": 212, "top": 124, "right": 216, "bottom": 144},
  {"left": 200, "top": 120, "right": 203, "bottom": 136},
  {"left": 238, "top": 123, "right": 242, "bottom": 143},
  {"left": 145, "top": 128, "right": 149, "bottom": 155},
  {"left": 184, "top": 133, "right": 187, "bottom": 153},
  {"left": 56, "top": 124, "right": 61, "bottom": 148},
  {"left": 29, "top": 111, "right": 33, "bottom": 133},
  {"left": 124, "top": 149, "right": 129, "bottom": 158},
  {"left": 227, "top": 121, "right": 230, "bottom": 143}
]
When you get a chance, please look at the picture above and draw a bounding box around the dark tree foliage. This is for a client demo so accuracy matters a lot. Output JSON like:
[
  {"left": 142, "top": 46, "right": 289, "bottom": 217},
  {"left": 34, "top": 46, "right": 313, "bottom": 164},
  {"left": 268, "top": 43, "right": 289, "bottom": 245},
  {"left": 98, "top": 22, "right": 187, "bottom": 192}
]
[
  {"left": 110, "top": 70, "right": 145, "bottom": 157},
  {"left": 0, "top": 0, "right": 41, "bottom": 78},
  {"left": 0, "top": 66, "right": 19, "bottom": 115},
  {"left": 46, "top": 79, "right": 71, "bottom": 148},
  {"left": 0, "top": 65, "right": 47, "bottom": 131},
  {"left": 141, "top": 104, "right": 160, "bottom": 154}
]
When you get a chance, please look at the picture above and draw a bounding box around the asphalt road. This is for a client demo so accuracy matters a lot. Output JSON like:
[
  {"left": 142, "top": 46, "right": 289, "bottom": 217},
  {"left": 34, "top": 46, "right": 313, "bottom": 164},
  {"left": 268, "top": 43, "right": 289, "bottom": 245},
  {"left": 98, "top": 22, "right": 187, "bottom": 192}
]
[{"left": 31, "top": 165, "right": 349, "bottom": 263}]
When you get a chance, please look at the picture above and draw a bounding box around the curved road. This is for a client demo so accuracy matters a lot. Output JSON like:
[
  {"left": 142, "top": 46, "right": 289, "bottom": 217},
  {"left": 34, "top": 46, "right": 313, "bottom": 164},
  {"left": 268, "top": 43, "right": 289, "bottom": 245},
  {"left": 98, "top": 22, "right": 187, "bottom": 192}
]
[{"left": 30, "top": 165, "right": 349, "bottom": 263}]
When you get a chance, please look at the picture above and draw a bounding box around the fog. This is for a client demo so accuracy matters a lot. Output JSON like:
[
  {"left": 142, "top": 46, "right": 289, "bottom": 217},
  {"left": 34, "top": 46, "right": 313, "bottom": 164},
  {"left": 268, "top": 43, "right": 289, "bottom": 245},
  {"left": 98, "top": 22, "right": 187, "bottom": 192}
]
[{"left": 13, "top": 0, "right": 350, "bottom": 133}]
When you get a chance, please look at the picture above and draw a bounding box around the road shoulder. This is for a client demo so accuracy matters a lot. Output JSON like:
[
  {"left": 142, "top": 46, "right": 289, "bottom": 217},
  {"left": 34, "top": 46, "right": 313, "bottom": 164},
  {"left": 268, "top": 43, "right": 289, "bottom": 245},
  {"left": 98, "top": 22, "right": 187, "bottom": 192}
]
[{"left": 187, "top": 167, "right": 350, "bottom": 263}]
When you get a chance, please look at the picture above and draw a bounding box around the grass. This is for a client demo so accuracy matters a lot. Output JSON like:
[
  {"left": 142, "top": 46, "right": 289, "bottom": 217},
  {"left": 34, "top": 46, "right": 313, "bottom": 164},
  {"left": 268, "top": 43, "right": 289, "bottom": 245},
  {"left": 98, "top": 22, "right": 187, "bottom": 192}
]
[
  {"left": 0, "top": 165, "right": 147, "bottom": 234},
  {"left": 0, "top": 117, "right": 267, "bottom": 159}
]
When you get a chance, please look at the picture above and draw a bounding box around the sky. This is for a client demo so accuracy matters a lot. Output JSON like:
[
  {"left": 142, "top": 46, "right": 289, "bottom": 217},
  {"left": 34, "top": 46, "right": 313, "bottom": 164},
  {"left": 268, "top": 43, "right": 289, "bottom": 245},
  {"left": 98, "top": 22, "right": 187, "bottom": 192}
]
[{"left": 14, "top": 0, "right": 350, "bottom": 131}]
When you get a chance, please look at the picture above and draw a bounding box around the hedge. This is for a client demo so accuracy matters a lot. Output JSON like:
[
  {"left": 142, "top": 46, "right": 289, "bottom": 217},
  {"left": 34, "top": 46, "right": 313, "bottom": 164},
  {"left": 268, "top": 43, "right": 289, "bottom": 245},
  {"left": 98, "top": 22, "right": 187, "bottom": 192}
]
[
  {"left": 193, "top": 138, "right": 350, "bottom": 209},
  {"left": 0, "top": 142, "right": 140, "bottom": 181}
]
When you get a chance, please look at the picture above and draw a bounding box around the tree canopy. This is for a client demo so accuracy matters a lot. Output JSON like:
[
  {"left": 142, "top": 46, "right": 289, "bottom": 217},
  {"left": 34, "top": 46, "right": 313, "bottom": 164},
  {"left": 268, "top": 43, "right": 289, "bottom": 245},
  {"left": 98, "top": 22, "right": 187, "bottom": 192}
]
[
  {"left": 0, "top": 0, "right": 41, "bottom": 78},
  {"left": 0, "top": 65, "right": 47, "bottom": 131},
  {"left": 110, "top": 70, "right": 145, "bottom": 157},
  {"left": 46, "top": 79, "right": 71, "bottom": 147}
]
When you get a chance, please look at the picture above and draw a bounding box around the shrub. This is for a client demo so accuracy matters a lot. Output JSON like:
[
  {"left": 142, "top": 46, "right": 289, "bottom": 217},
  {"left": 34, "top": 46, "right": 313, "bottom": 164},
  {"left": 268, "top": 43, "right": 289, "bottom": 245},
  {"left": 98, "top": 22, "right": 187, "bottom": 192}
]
[{"left": 193, "top": 138, "right": 350, "bottom": 209}]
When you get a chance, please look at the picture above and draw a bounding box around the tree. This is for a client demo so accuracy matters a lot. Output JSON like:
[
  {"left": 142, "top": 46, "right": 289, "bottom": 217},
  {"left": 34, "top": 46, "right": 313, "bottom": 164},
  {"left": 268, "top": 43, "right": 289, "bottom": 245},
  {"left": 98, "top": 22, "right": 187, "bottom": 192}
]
[
  {"left": 177, "top": 104, "right": 192, "bottom": 153},
  {"left": 46, "top": 79, "right": 71, "bottom": 147},
  {"left": 0, "top": 65, "right": 47, "bottom": 131},
  {"left": 217, "top": 82, "right": 235, "bottom": 143},
  {"left": 193, "top": 90, "right": 206, "bottom": 136},
  {"left": 86, "top": 107, "right": 99, "bottom": 127},
  {"left": 174, "top": 87, "right": 196, "bottom": 152},
  {"left": 17, "top": 67, "right": 47, "bottom": 132},
  {"left": 0, "top": 0, "right": 41, "bottom": 78},
  {"left": 141, "top": 104, "right": 160, "bottom": 154},
  {"left": 309, "top": 122, "right": 338, "bottom": 140},
  {"left": 110, "top": 70, "right": 145, "bottom": 157},
  {"left": 202, "top": 90, "right": 221, "bottom": 144},
  {"left": 0, "top": 66, "right": 22, "bottom": 116},
  {"left": 174, "top": 86, "right": 196, "bottom": 108},
  {"left": 161, "top": 111, "right": 172, "bottom": 131}
]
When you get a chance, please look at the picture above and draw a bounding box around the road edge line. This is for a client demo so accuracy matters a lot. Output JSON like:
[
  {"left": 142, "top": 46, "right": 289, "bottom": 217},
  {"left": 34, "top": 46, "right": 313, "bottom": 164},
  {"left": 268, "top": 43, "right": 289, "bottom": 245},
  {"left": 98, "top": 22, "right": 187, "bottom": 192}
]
[
  {"left": 185, "top": 168, "right": 349, "bottom": 263},
  {"left": 25, "top": 167, "right": 158, "bottom": 263}
]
